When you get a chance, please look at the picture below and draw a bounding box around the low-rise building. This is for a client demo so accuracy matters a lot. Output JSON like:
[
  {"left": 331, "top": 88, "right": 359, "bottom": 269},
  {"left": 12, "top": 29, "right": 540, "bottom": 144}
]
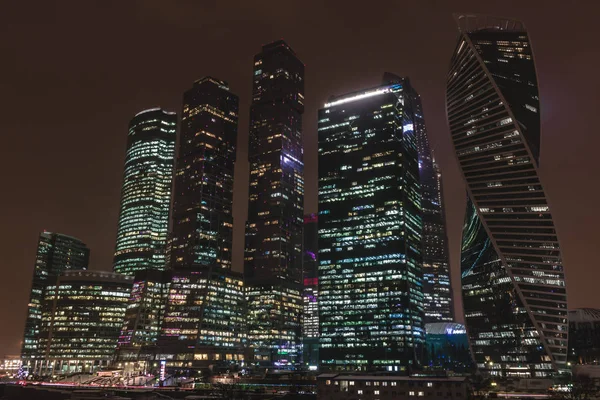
[
  {"left": 114, "top": 269, "right": 171, "bottom": 373},
  {"left": 424, "top": 323, "right": 472, "bottom": 372},
  {"left": 35, "top": 270, "right": 133, "bottom": 375},
  {"left": 569, "top": 308, "right": 600, "bottom": 364},
  {"left": 0, "top": 355, "right": 22, "bottom": 376},
  {"left": 156, "top": 267, "right": 246, "bottom": 373},
  {"left": 317, "top": 374, "right": 468, "bottom": 400}
]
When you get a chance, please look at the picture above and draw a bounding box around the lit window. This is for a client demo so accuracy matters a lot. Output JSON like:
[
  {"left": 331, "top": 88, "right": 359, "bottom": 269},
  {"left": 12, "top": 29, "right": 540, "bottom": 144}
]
[
  {"left": 410, "top": 391, "right": 415, "bottom": 396},
  {"left": 374, "top": 390, "right": 380, "bottom": 395},
  {"left": 427, "top": 382, "right": 433, "bottom": 387},
  {"left": 419, "top": 391, "right": 425, "bottom": 396},
  {"left": 358, "top": 390, "right": 363, "bottom": 394}
]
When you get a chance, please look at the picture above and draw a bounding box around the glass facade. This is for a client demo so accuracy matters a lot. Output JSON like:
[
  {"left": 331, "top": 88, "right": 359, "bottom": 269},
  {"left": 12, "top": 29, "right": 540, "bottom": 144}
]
[
  {"left": 414, "top": 92, "right": 453, "bottom": 323},
  {"left": 170, "top": 77, "right": 238, "bottom": 271},
  {"left": 244, "top": 40, "right": 305, "bottom": 367},
  {"left": 303, "top": 214, "right": 319, "bottom": 369},
  {"left": 156, "top": 268, "right": 245, "bottom": 370},
  {"left": 246, "top": 284, "right": 303, "bottom": 369},
  {"left": 116, "top": 269, "right": 171, "bottom": 362},
  {"left": 447, "top": 15, "right": 568, "bottom": 377},
  {"left": 36, "top": 271, "right": 132, "bottom": 374},
  {"left": 113, "top": 108, "right": 176, "bottom": 276},
  {"left": 21, "top": 232, "right": 89, "bottom": 366},
  {"left": 318, "top": 74, "right": 424, "bottom": 372},
  {"left": 424, "top": 322, "right": 471, "bottom": 372},
  {"left": 157, "top": 77, "right": 243, "bottom": 373},
  {"left": 568, "top": 308, "right": 600, "bottom": 364}
]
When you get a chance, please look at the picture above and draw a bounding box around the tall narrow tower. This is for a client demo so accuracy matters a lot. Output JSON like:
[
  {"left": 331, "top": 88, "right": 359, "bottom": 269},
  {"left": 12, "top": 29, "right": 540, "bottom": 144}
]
[
  {"left": 113, "top": 108, "right": 176, "bottom": 275},
  {"left": 447, "top": 15, "right": 568, "bottom": 377},
  {"left": 169, "top": 77, "right": 238, "bottom": 270},
  {"left": 302, "top": 214, "right": 319, "bottom": 369},
  {"left": 158, "top": 77, "right": 245, "bottom": 371},
  {"left": 412, "top": 90, "right": 454, "bottom": 323},
  {"left": 244, "top": 40, "right": 305, "bottom": 368}
]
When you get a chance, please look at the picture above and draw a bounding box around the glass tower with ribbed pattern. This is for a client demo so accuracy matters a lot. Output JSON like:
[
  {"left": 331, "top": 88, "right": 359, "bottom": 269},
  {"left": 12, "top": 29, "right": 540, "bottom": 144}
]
[
  {"left": 447, "top": 14, "right": 568, "bottom": 377},
  {"left": 113, "top": 108, "right": 176, "bottom": 275}
]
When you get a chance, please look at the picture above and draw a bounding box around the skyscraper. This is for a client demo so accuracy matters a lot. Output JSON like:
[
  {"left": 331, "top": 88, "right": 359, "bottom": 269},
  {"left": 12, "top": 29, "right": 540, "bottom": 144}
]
[
  {"left": 21, "top": 232, "right": 90, "bottom": 367},
  {"left": 302, "top": 214, "right": 319, "bottom": 369},
  {"left": 318, "top": 74, "right": 424, "bottom": 372},
  {"left": 447, "top": 15, "right": 568, "bottom": 377},
  {"left": 244, "top": 40, "right": 305, "bottom": 368},
  {"left": 157, "top": 77, "right": 244, "bottom": 372},
  {"left": 170, "top": 77, "right": 238, "bottom": 270},
  {"left": 412, "top": 91, "right": 453, "bottom": 323},
  {"left": 113, "top": 108, "right": 177, "bottom": 276}
]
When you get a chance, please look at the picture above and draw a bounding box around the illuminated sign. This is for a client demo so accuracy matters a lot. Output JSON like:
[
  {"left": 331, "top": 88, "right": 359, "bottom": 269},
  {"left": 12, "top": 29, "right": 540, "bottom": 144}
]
[
  {"left": 445, "top": 327, "right": 466, "bottom": 335},
  {"left": 304, "top": 277, "right": 318, "bottom": 286},
  {"left": 159, "top": 360, "right": 166, "bottom": 382},
  {"left": 324, "top": 84, "right": 402, "bottom": 108}
]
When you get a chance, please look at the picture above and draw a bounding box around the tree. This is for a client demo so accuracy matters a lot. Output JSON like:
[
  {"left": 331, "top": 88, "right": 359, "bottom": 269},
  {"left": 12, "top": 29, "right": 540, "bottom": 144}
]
[
  {"left": 558, "top": 375, "right": 600, "bottom": 400},
  {"left": 212, "top": 382, "right": 248, "bottom": 399},
  {"left": 469, "top": 373, "right": 492, "bottom": 399}
]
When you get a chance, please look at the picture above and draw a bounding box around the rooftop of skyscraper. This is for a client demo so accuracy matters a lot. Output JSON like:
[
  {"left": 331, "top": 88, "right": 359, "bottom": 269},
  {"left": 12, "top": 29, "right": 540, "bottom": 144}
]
[{"left": 454, "top": 13, "right": 526, "bottom": 32}]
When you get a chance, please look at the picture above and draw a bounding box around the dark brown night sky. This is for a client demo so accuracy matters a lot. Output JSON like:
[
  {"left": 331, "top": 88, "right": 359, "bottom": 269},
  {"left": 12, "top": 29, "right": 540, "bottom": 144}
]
[{"left": 1, "top": 0, "right": 598, "bottom": 356}]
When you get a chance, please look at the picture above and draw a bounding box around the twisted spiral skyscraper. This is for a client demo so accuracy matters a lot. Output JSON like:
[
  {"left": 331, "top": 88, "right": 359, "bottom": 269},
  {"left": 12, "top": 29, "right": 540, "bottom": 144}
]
[{"left": 446, "top": 15, "right": 568, "bottom": 377}]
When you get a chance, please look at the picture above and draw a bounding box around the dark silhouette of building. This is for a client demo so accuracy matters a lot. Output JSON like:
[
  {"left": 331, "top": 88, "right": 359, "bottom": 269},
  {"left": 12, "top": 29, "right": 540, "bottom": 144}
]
[
  {"left": 317, "top": 374, "right": 468, "bottom": 400},
  {"left": 414, "top": 94, "right": 453, "bottom": 323},
  {"left": 21, "top": 232, "right": 90, "bottom": 369},
  {"left": 424, "top": 322, "right": 472, "bottom": 372},
  {"left": 302, "top": 213, "right": 319, "bottom": 370},
  {"left": 170, "top": 77, "right": 238, "bottom": 271},
  {"left": 244, "top": 40, "right": 305, "bottom": 368},
  {"left": 318, "top": 74, "right": 424, "bottom": 372},
  {"left": 113, "top": 108, "right": 176, "bottom": 275},
  {"left": 569, "top": 308, "right": 600, "bottom": 365},
  {"left": 157, "top": 78, "right": 245, "bottom": 372},
  {"left": 446, "top": 14, "right": 568, "bottom": 377}
]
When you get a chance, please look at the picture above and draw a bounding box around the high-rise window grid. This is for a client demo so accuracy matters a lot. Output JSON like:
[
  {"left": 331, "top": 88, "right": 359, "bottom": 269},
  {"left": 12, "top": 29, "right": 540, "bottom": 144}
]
[
  {"left": 35, "top": 271, "right": 132, "bottom": 374},
  {"left": 169, "top": 78, "right": 238, "bottom": 271},
  {"left": 244, "top": 40, "right": 305, "bottom": 368},
  {"left": 318, "top": 74, "right": 424, "bottom": 372},
  {"left": 447, "top": 14, "right": 568, "bottom": 377},
  {"left": 156, "top": 269, "right": 246, "bottom": 368},
  {"left": 21, "top": 232, "right": 89, "bottom": 366},
  {"left": 117, "top": 269, "right": 171, "bottom": 355},
  {"left": 414, "top": 94, "right": 453, "bottom": 323},
  {"left": 113, "top": 108, "right": 176, "bottom": 276}
]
